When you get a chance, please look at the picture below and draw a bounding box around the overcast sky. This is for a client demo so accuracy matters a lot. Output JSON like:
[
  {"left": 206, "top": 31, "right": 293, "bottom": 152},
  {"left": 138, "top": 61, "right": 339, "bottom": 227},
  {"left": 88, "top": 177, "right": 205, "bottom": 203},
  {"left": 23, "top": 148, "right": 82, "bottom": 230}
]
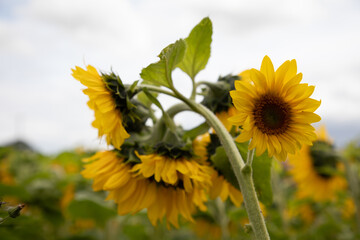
[{"left": 1, "top": 0, "right": 360, "bottom": 153}]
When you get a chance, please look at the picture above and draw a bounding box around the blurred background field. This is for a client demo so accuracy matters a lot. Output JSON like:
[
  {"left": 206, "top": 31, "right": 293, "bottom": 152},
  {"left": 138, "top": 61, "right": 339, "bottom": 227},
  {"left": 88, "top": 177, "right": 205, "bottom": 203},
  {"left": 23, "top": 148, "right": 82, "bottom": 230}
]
[
  {"left": 1, "top": 0, "right": 360, "bottom": 153},
  {"left": 1, "top": 0, "right": 360, "bottom": 239},
  {"left": 1, "top": 138, "right": 360, "bottom": 240}
]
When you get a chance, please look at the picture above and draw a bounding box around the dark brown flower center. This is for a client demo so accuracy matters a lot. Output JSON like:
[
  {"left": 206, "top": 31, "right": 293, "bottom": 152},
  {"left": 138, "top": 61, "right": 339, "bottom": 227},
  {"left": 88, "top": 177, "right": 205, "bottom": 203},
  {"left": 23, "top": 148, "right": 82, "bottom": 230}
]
[
  {"left": 253, "top": 93, "right": 291, "bottom": 135},
  {"left": 310, "top": 141, "right": 338, "bottom": 179}
]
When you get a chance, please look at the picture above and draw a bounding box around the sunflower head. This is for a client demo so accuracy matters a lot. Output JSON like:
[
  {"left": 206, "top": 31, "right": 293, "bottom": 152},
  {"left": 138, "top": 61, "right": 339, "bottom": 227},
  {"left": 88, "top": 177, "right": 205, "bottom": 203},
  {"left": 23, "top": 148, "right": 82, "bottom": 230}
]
[
  {"left": 100, "top": 71, "right": 150, "bottom": 132},
  {"left": 289, "top": 126, "right": 347, "bottom": 201},
  {"left": 201, "top": 74, "right": 239, "bottom": 114},
  {"left": 72, "top": 66, "right": 150, "bottom": 149},
  {"left": 230, "top": 56, "right": 321, "bottom": 161},
  {"left": 131, "top": 143, "right": 214, "bottom": 228},
  {"left": 153, "top": 142, "right": 193, "bottom": 160},
  {"left": 193, "top": 133, "right": 243, "bottom": 206}
]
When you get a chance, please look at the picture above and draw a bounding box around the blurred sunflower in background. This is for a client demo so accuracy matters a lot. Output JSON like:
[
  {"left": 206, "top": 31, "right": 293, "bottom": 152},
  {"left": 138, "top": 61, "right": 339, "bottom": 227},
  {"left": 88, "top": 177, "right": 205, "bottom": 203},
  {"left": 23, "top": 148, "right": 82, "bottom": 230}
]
[
  {"left": 289, "top": 126, "right": 347, "bottom": 201},
  {"left": 229, "top": 56, "right": 321, "bottom": 161}
]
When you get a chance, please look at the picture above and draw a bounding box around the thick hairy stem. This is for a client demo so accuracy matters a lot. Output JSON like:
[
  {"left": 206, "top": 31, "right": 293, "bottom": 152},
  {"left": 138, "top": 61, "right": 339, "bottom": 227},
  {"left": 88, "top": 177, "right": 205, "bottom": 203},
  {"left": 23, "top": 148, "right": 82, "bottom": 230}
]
[
  {"left": 144, "top": 84, "right": 270, "bottom": 239},
  {"left": 173, "top": 91, "right": 270, "bottom": 240}
]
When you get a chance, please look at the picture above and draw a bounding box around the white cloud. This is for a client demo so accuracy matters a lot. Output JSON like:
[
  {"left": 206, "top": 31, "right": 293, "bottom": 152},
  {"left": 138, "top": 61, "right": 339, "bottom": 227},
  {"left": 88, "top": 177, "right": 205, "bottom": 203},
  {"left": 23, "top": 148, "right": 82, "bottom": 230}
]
[{"left": 1, "top": 0, "right": 360, "bottom": 151}]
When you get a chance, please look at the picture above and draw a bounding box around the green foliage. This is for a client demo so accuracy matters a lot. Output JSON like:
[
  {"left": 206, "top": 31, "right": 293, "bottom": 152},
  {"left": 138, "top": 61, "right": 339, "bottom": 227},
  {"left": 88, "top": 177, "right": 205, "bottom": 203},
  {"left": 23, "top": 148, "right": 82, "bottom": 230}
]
[
  {"left": 178, "top": 17, "right": 212, "bottom": 79},
  {"left": 210, "top": 146, "right": 240, "bottom": 189},
  {"left": 236, "top": 142, "right": 273, "bottom": 206},
  {"left": 209, "top": 142, "right": 273, "bottom": 206},
  {"left": 67, "top": 198, "right": 116, "bottom": 227},
  {"left": 140, "top": 39, "right": 186, "bottom": 88}
]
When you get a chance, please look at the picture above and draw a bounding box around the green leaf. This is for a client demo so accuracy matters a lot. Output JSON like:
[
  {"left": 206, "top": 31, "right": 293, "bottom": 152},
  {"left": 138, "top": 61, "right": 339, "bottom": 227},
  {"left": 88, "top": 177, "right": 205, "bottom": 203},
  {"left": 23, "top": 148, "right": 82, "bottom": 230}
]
[
  {"left": 140, "top": 61, "right": 168, "bottom": 87},
  {"left": 142, "top": 88, "right": 164, "bottom": 111},
  {"left": 143, "top": 88, "right": 176, "bottom": 133},
  {"left": 140, "top": 39, "right": 186, "bottom": 88},
  {"left": 210, "top": 146, "right": 240, "bottom": 190},
  {"left": 178, "top": 17, "right": 213, "bottom": 79},
  {"left": 236, "top": 142, "right": 273, "bottom": 206},
  {"left": 159, "top": 39, "right": 186, "bottom": 72},
  {"left": 137, "top": 79, "right": 159, "bottom": 108}
]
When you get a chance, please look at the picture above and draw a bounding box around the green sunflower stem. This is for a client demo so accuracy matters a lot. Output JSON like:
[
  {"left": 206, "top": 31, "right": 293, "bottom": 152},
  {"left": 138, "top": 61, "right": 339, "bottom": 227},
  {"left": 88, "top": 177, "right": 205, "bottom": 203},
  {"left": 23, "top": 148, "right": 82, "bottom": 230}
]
[
  {"left": 215, "top": 198, "right": 230, "bottom": 240},
  {"left": 246, "top": 145, "right": 256, "bottom": 167},
  {"left": 190, "top": 76, "right": 197, "bottom": 100},
  {"left": 144, "top": 84, "right": 270, "bottom": 239},
  {"left": 149, "top": 103, "right": 191, "bottom": 143},
  {"left": 172, "top": 90, "right": 270, "bottom": 240}
]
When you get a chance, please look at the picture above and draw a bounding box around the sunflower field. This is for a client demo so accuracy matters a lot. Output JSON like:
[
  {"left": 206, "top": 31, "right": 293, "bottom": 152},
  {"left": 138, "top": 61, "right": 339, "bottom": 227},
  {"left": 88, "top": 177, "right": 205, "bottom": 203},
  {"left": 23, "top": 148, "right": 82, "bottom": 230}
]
[{"left": 1, "top": 17, "right": 360, "bottom": 240}]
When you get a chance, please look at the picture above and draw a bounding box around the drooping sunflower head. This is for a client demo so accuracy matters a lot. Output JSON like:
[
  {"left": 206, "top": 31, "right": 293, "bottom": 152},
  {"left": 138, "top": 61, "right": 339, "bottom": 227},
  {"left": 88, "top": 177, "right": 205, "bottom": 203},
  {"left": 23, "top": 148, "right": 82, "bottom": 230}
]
[
  {"left": 230, "top": 56, "right": 321, "bottom": 161},
  {"left": 72, "top": 66, "right": 149, "bottom": 149},
  {"left": 289, "top": 126, "right": 347, "bottom": 201},
  {"left": 200, "top": 75, "right": 242, "bottom": 133},
  {"left": 193, "top": 133, "right": 243, "bottom": 207},
  {"left": 129, "top": 143, "right": 214, "bottom": 228},
  {"left": 201, "top": 74, "right": 239, "bottom": 114}
]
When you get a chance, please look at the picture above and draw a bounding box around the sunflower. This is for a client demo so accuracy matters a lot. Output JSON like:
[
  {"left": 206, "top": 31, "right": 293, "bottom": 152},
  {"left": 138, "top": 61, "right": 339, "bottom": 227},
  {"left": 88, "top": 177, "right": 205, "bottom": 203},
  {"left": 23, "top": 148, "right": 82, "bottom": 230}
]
[
  {"left": 192, "top": 132, "right": 211, "bottom": 164},
  {"left": 132, "top": 151, "right": 214, "bottom": 228},
  {"left": 82, "top": 151, "right": 164, "bottom": 223},
  {"left": 209, "top": 171, "right": 243, "bottom": 207},
  {"left": 215, "top": 107, "right": 239, "bottom": 132},
  {"left": 193, "top": 217, "right": 222, "bottom": 240},
  {"left": 285, "top": 203, "right": 314, "bottom": 225},
  {"left": 342, "top": 198, "right": 355, "bottom": 219},
  {"left": 82, "top": 148, "right": 213, "bottom": 228},
  {"left": 72, "top": 65, "right": 130, "bottom": 149},
  {"left": 194, "top": 133, "right": 243, "bottom": 207},
  {"left": 229, "top": 56, "right": 321, "bottom": 161},
  {"left": 289, "top": 126, "right": 347, "bottom": 201}
]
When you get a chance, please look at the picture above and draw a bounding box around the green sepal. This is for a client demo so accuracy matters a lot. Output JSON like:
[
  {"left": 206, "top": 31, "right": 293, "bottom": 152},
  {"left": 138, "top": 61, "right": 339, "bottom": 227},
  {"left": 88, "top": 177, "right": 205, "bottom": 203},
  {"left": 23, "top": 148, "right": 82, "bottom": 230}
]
[
  {"left": 201, "top": 74, "right": 239, "bottom": 113},
  {"left": 178, "top": 17, "right": 213, "bottom": 79},
  {"left": 210, "top": 146, "right": 240, "bottom": 190},
  {"left": 236, "top": 142, "right": 273, "bottom": 206},
  {"left": 137, "top": 80, "right": 159, "bottom": 108},
  {"left": 142, "top": 88, "right": 164, "bottom": 112},
  {"left": 140, "top": 39, "right": 186, "bottom": 88},
  {"left": 129, "top": 80, "right": 139, "bottom": 92},
  {"left": 153, "top": 140, "right": 193, "bottom": 159}
]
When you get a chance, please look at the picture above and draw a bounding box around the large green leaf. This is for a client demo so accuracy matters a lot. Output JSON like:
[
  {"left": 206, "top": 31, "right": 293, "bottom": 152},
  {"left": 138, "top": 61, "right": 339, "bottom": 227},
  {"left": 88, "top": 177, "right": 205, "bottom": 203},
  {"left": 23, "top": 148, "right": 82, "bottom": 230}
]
[
  {"left": 210, "top": 142, "right": 273, "bottom": 206},
  {"left": 140, "top": 61, "right": 168, "bottom": 87},
  {"left": 140, "top": 39, "right": 186, "bottom": 88},
  {"left": 178, "top": 17, "right": 212, "bottom": 79},
  {"left": 210, "top": 146, "right": 240, "bottom": 190},
  {"left": 236, "top": 142, "right": 273, "bottom": 206}
]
